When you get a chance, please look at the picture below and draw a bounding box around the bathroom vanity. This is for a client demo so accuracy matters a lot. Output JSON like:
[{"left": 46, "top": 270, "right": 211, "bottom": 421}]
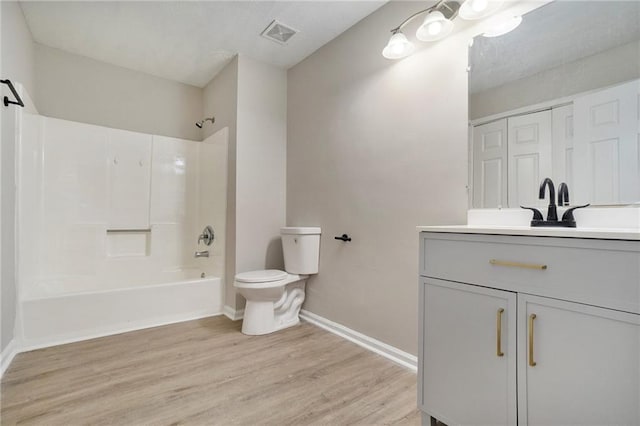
[{"left": 417, "top": 226, "right": 640, "bottom": 426}]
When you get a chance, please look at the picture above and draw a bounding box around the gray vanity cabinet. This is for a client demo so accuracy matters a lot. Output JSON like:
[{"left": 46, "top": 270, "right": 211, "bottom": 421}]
[
  {"left": 419, "top": 278, "right": 517, "bottom": 426},
  {"left": 517, "top": 295, "right": 640, "bottom": 425},
  {"left": 419, "top": 231, "right": 640, "bottom": 426}
]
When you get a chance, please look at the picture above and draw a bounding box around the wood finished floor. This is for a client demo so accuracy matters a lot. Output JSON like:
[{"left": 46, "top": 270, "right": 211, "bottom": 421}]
[{"left": 1, "top": 316, "right": 419, "bottom": 425}]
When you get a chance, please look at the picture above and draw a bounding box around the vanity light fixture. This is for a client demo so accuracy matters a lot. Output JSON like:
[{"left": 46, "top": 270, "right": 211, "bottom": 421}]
[
  {"left": 382, "top": 31, "right": 415, "bottom": 59},
  {"left": 416, "top": 10, "right": 454, "bottom": 41},
  {"left": 382, "top": 0, "right": 506, "bottom": 59}
]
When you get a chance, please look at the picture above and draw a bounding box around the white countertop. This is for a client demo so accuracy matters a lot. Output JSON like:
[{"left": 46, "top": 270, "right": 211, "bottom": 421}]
[{"left": 417, "top": 225, "right": 640, "bottom": 240}]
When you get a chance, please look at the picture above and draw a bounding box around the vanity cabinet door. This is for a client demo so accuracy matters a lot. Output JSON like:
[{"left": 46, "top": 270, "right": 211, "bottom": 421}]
[
  {"left": 518, "top": 294, "right": 640, "bottom": 426},
  {"left": 420, "top": 278, "right": 517, "bottom": 426}
]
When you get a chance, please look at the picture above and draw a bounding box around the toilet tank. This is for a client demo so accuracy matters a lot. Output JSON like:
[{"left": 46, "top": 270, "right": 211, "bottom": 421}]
[{"left": 281, "top": 227, "right": 321, "bottom": 274}]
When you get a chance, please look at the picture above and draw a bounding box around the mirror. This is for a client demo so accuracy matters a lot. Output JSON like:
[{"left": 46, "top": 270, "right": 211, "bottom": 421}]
[{"left": 468, "top": 1, "right": 640, "bottom": 209}]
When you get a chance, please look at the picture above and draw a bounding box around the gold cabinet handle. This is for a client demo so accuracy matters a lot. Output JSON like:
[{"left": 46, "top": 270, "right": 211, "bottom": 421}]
[
  {"left": 490, "top": 259, "right": 547, "bottom": 270},
  {"left": 496, "top": 308, "right": 504, "bottom": 357},
  {"left": 528, "top": 314, "right": 537, "bottom": 367}
]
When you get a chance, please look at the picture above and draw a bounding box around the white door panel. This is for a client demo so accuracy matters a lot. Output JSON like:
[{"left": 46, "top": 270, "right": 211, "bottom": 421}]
[
  {"left": 551, "top": 104, "right": 574, "bottom": 192},
  {"left": 472, "top": 119, "right": 508, "bottom": 208},
  {"left": 574, "top": 79, "right": 639, "bottom": 204},
  {"left": 508, "top": 110, "right": 552, "bottom": 208}
]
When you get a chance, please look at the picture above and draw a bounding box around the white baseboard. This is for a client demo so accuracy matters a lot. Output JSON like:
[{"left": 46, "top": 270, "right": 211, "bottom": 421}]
[
  {"left": 223, "top": 305, "right": 244, "bottom": 321},
  {"left": 299, "top": 309, "right": 417, "bottom": 372},
  {"left": 5, "top": 307, "right": 416, "bottom": 378},
  {"left": 20, "top": 310, "right": 221, "bottom": 353},
  {"left": 0, "top": 339, "right": 19, "bottom": 379}
]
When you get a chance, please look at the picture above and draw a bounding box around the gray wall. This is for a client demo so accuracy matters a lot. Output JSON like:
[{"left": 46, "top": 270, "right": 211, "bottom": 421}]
[
  {"left": 1, "top": 1, "right": 36, "bottom": 352},
  {"left": 34, "top": 44, "right": 203, "bottom": 141},
  {"left": 287, "top": 1, "right": 469, "bottom": 354},
  {"left": 203, "top": 57, "right": 239, "bottom": 309},
  {"left": 235, "top": 55, "right": 287, "bottom": 309},
  {"left": 202, "top": 55, "right": 287, "bottom": 311},
  {"left": 470, "top": 40, "right": 640, "bottom": 120}
]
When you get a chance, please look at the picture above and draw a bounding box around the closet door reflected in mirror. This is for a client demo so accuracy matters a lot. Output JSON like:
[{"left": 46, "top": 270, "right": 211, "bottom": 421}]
[
  {"left": 507, "top": 110, "right": 552, "bottom": 208},
  {"left": 573, "top": 79, "right": 640, "bottom": 205},
  {"left": 472, "top": 108, "right": 563, "bottom": 209},
  {"left": 472, "top": 119, "right": 507, "bottom": 208}
]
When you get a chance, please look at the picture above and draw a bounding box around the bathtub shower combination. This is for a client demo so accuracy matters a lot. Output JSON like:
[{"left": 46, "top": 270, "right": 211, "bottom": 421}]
[{"left": 15, "top": 107, "right": 228, "bottom": 348}]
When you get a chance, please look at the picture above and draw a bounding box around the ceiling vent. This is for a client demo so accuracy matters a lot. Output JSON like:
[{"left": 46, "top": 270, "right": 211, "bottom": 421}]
[{"left": 261, "top": 20, "right": 298, "bottom": 45}]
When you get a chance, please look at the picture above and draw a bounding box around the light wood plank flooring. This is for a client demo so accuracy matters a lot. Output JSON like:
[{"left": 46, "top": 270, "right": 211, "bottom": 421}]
[{"left": 1, "top": 316, "right": 419, "bottom": 425}]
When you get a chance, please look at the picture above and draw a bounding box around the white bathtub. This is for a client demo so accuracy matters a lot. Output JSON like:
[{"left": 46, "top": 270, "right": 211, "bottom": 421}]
[{"left": 19, "top": 275, "right": 223, "bottom": 350}]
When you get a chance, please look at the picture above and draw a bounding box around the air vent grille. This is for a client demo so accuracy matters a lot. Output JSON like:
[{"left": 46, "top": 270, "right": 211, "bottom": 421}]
[{"left": 261, "top": 20, "right": 297, "bottom": 45}]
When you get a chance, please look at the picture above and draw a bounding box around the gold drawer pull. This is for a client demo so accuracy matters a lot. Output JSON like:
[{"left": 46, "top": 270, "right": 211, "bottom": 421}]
[
  {"left": 528, "top": 314, "right": 537, "bottom": 367},
  {"left": 496, "top": 308, "right": 504, "bottom": 357},
  {"left": 490, "top": 259, "right": 547, "bottom": 270}
]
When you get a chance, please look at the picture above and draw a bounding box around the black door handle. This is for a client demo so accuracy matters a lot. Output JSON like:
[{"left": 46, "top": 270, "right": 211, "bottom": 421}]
[{"left": 334, "top": 234, "right": 351, "bottom": 242}]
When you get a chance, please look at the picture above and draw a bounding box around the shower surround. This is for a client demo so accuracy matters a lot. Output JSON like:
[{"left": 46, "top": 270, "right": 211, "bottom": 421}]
[{"left": 15, "top": 110, "right": 228, "bottom": 349}]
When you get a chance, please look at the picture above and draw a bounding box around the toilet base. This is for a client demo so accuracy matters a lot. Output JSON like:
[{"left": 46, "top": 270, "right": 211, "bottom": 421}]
[{"left": 241, "top": 281, "right": 306, "bottom": 336}]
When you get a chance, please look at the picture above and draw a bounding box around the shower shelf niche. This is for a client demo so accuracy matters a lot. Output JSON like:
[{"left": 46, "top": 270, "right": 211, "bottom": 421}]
[{"left": 106, "top": 229, "right": 151, "bottom": 257}]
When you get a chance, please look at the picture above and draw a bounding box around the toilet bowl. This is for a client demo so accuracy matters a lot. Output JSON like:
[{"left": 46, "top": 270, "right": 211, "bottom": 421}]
[
  {"left": 234, "top": 270, "right": 307, "bottom": 335},
  {"left": 234, "top": 227, "right": 321, "bottom": 335}
]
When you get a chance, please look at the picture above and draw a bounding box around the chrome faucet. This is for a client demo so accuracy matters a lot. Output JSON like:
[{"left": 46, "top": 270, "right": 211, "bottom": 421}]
[{"left": 194, "top": 250, "right": 209, "bottom": 258}]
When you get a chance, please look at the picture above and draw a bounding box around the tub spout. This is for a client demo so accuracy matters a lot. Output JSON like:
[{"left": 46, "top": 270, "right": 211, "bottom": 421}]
[{"left": 194, "top": 250, "right": 209, "bottom": 258}]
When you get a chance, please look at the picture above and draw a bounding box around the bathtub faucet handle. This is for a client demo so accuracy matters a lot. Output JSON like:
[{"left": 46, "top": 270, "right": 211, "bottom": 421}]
[{"left": 198, "top": 226, "right": 215, "bottom": 246}]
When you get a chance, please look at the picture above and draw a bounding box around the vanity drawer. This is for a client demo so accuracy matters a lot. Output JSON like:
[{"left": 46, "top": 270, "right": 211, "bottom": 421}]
[{"left": 420, "top": 233, "right": 640, "bottom": 314}]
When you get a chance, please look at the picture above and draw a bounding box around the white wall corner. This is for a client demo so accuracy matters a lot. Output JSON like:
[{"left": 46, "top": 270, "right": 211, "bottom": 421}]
[
  {"left": 299, "top": 310, "right": 417, "bottom": 372},
  {"left": 16, "top": 82, "right": 39, "bottom": 114},
  {"left": 223, "top": 305, "right": 244, "bottom": 321},
  {"left": 0, "top": 339, "right": 20, "bottom": 379}
]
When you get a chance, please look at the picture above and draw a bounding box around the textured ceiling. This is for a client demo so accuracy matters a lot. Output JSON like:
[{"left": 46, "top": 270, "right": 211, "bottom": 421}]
[
  {"left": 469, "top": 1, "right": 640, "bottom": 94},
  {"left": 21, "top": 1, "right": 386, "bottom": 88}
]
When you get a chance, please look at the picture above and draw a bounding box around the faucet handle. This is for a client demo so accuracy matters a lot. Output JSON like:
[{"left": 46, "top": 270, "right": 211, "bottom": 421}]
[
  {"left": 561, "top": 203, "right": 590, "bottom": 223},
  {"left": 521, "top": 206, "right": 544, "bottom": 221},
  {"left": 197, "top": 226, "right": 215, "bottom": 246}
]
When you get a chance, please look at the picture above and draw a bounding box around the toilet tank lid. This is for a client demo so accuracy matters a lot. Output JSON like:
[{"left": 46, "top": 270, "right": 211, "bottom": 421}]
[
  {"left": 235, "top": 270, "right": 288, "bottom": 283},
  {"left": 281, "top": 227, "right": 321, "bottom": 235}
]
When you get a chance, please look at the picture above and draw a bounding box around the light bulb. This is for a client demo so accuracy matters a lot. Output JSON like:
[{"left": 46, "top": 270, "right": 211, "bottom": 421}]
[
  {"left": 392, "top": 43, "right": 405, "bottom": 55},
  {"left": 459, "top": 0, "right": 503, "bottom": 20},
  {"left": 382, "top": 31, "right": 415, "bottom": 60},
  {"left": 428, "top": 21, "right": 443, "bottom": 35},
  {"left": 471, "top": 0, "right": 488, "bottom": 12},
  {"left": 416, "top": 10, "right": 454, "bottom": 42}
]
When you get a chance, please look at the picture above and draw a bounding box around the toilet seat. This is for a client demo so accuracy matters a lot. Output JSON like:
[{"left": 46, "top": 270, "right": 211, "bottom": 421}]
[{"left": 235, "top": 269, "right": 288, "bottom": 283}]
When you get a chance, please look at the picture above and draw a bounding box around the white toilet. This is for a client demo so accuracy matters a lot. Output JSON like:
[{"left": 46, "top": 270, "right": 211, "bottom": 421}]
[{"left": 234, "top": 227, "right": 321, "bottom": 335}]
